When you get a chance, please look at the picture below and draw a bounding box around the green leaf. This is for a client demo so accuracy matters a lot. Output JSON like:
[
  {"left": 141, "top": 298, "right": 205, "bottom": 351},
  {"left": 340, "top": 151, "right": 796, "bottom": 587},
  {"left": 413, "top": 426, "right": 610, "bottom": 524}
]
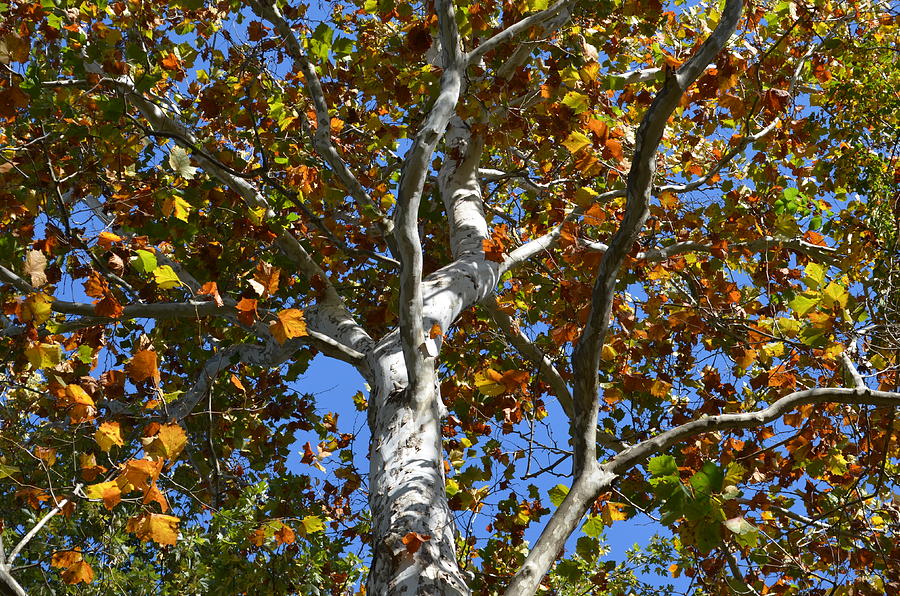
[
  {"left": 789, "top": 292, "right": 818, "bottom": 316},
  {"left": 168, "top": 145, "right": 197, "bottom": 179},
  {"left": 548, "top": 484, "right": 569, "bottom": 507},
  {"left": 581, "top": 516, "right": 604, "bottom": 537},
  {"left": 132, "top": 250, "right": 158, "bottom": 274},
  {"left": 309, "top": 24, "right": 334, "bottom": 62},
  {"left": 694, "top": 521, "right": 721, "bottom": 553},
  {"left": 689, "top": 462, "right": 724, "bottom": 496},
  {"left": 153, "top": 265, "right": 182, "bottom": 290},
  {"left": 648, "top": 455, "right": 678, "bottom": 477},
  {"left": 0, "top": 464, "right": 20, "bottom": 480},
  {"left": 77, "top": 345, "right": 93, "bottom": 364},
  {"left": 575, "top": 536, "right": 599, "bottom": 562},
  {"left": 822, "top": 282, "right": 848, "bottom": 309}
]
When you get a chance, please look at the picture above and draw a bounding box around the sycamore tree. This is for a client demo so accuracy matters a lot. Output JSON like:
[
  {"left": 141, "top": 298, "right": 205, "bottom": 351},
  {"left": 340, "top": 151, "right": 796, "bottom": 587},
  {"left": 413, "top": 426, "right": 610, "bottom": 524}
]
[{"left": 1, "top": 0, "right": 899, "bottom": 593}]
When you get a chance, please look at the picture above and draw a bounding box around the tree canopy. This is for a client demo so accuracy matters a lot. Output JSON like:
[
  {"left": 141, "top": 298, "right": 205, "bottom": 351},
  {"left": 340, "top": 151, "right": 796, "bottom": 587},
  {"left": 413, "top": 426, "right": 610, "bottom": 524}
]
[{"left": 1, "top": 0, "right": 899, "bottom": 594}]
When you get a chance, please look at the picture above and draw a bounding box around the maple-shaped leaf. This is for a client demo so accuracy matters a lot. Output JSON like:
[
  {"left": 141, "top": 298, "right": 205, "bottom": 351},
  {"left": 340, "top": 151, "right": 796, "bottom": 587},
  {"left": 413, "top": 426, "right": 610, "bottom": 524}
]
[
  {"left": 128, "top": 350, "right": 160, "bottom": 383},
  {"left": 79, "top": 453, "right": 106, "bottom": 483},
  {"left": 95, "top": 421, "right": 124, "bottom": 452},
  {"left": 600, "top": 501, "right": 628, "bottom": 524},
  {"left": 24, "top": 249, "right": 47, "bottom": 287},
  {"left": 160, "top": 52, "right": 181, "bottom": 71},
  {"left": 274, "top": 523, "right": 296, "bottom": 545},
  {"left": 253, "top": 262, "right": 281, "bottom": 297},
  {"left": 61, "top": 559, "right": 94, "bottom": 585},
  {"left": 401, "top": 531, "right": 431, "bottom": 554},
  {"left": 95, "top": 293, "right": 124, "bottom": 318},
  {"left": 474, "top": 369, "right": 506, "bottom": 397},
  {"left": 236, "top": 298, "right": 258, "bottom": 326},
  {"left": 147, "top": 423, "right": 187, "bottom": 460},
  {"left": 168, "top": 145, "right": 196, "bottom": 179},
  {"left": 562, "top": 131, "right": 592, "bottom": 154},
  {"left": 270, "top": 308, "right": 307, "bottom": 344},
  {"left": 85, "top": 481, "right": 122, "bottom": 510},
  {"left": 117, "top": 458, "right": 163, "bottom": 493},
  {"left": 83, "top": 270, "right": 107, "bottom": 298},
  {"left": 20, "top": 292, "right": 54, "bottom": 324},
  {"left": 127, "top": 513, "right": 180, "bottom": 546},
  {"left": 161, "top": 196, "right": 192, "bottom": 222},
  {"left": 300, "top": 515, "right": 325, "bottom": 534},
  {"left": 51, "top": 550, "right": 82, "bottom": 569},
  {"left": 198, "top": 281, "right": 224, "bottom": 307}
]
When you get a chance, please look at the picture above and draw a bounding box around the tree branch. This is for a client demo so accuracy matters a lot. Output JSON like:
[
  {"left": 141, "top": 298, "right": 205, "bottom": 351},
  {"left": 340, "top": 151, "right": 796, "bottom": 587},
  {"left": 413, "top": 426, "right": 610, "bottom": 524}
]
[
  {"left": 570, "top": 0, "right": 744, "bottom": 475},
  {"left": 249, "top": 0, "right": 397, "bottom": 255},
  {"left": 394, "top": 0, "right": 465, "bottom": 400}
]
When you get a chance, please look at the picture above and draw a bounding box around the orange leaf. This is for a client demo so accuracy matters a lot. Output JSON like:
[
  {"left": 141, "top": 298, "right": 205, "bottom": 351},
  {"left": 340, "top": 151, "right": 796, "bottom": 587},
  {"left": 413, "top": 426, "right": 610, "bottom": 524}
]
[
  {"left": 198, "top": 281, "right": 224, "bottom": 307},
  {"left": 235, "top": 298, "right": 258, "bottom": 326},
  {"left": 83, "top": 271, "right": 107, "bottom": 298},
  {"left": 94, "top": 293, "right": 124, "bottom": 318},
  {"left": 118, "top": 458, "right": 163, "bottom": 493},
  {"left": 253, "top": 262, "right": 281, "bottom": 298},
  {"left": 128, "top": 350, "right": 160, "bottom": 383},
  {"left": 97, "top": 231, "right": 123, "bottom": 249},
  {"left": 143, "top": 482, "right": 170, "bottom": 513},
  {"left": 51, "top": 550, "right": 83, "bottom": 569},
  {"left": 61, "top": 560, "right": 94, "bottom": 585},
  {"left": 270, "top": 308, "right": 307, "bottom": 344},
  {"left": 126, "top": 513, "right": 180, "bottom": 546},
  {"left": 85, "top": 481, "right": 122, "bottom": 510},
  {"left": 60, "top": 384, "right": 96, "bottom": 423},
  {"left": 274, "top": 523, "right": 296, "bottom": 545},
  {"left": 429, "top": 323, "right": 442, "bottom": 338},
  {"left": 160, "top": 53, "right": 181, "bottom": 71},
  {"left": 401, "top": 531, "right": 431, "bottom": 554},
  {"left": 230, "top": 374, "right": 246, "bottom": 391}
]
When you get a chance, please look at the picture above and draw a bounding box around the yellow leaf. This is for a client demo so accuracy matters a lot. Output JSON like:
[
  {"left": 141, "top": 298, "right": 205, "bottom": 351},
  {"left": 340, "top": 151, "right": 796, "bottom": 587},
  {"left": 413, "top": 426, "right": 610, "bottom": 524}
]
[
  {"left": 601, "top": 344, "right": 616, "bottom": 361},
  {"left": 300, "top": 515, "right": 325, "bottom": 534},
  {"left": 270, "top": 308, "right": 308, "bottom": 344},
  {"left": 659, "top": 190, "right": 679, "bottom": 210},
  {"left": 562, "top": 131, "right": 592, "bottom": 154},
  {"left": 149, "top": 424, "right": 187, "bottom": 461},
  {"left": 162, "top": 196, "right": 192, "bottom": 222},
  {"left": 474, "top": 369, "right": 506, "bottom": 397},
  {"left": 127, "top": 513, "right": 179, "bottom": 546},
  {"left": 25, "top": 342, "right": 61, "bottom": 369},
  {"left": 21, "top": 292, "right": 54, "bottom": 325},
  {"left": 821, "top": 282, "right": 848, "bottom": 309},
  {"left": 85, "top": 481, "right": 122, "bottom": 510},
  {"left": 153, "top": 265, "right": 182, "bottom": 290},
  {"left": 95, "top": 421, "right": 124, "bottom": 452},
  {"left": 649, "top": 380, "right": 671, "bottom": 399},
  {"left": 600, "top": 501, "right": 628, "bottom": 524}
]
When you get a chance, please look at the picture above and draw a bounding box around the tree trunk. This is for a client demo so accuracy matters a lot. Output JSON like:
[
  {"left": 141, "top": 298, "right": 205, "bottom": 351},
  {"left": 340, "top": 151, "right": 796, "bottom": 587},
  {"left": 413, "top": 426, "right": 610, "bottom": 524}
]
[{"left": 366, "top": 335, "right": 470, "bottom": 594}]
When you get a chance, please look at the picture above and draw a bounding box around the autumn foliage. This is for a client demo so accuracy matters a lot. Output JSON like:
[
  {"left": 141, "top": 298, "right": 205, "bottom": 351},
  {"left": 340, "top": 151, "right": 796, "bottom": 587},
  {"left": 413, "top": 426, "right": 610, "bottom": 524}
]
[{"left": 1, "top": 0, "right": 900, "bottom": 594}]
